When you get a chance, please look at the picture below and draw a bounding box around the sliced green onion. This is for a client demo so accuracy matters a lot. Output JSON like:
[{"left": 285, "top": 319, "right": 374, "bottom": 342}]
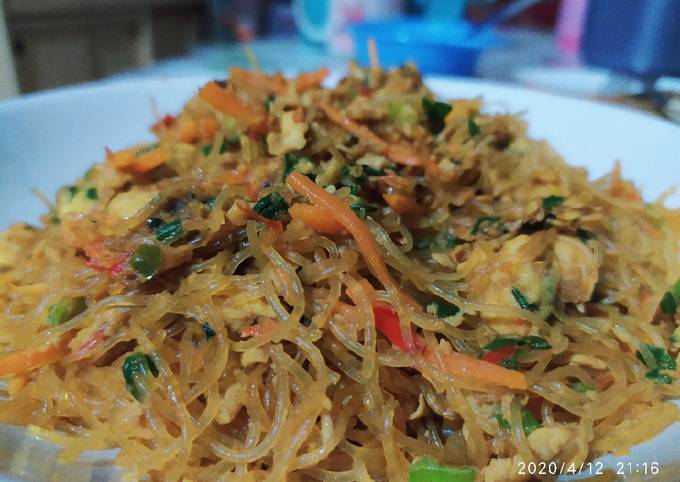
[
  {"left": 408, "top": 457, "right": 476, "bottom": 482},
  {"left": 471, "top": 216, "right": 499, "bottom": 235},
  {"left": 467, "top": 117, "right": 480, "bottom": 136},
  {"left": 522, "top": 409, "right": 541, "bottom": 435},
  {"left": 85, "top": 188, "right": 98, "bottom": 200},
  {"left": 426, "top": 300, "right": 460, "bottom": 319},
  {"left": 660, "top": 291, "right": 677, "bottom": 315},
  {"left": 122, "top": 352, "right": 159, "bottom": 402},
  {"left": 422, "top": 97, "right": 452, "bottom": 134},
  {"left": 154, "top": 220, "right": 183, "bottom": 244},
  {"left": 572, "top": 382, "right": 594, "bottom": 393},
  {"left": 253, "top": 192, "right": 289, "bottom": 220},
  {"left": 542, "top": 195, "right": 565, "bottom": 210},
  {"left": 511, "top": 287, "right": 539, "bottom": 312},
  {"left": 47, "top": 297, "right": 87, "bottom": 326},
  {"left": 130, "top": 243, "right": 161, "bottom": 281}
]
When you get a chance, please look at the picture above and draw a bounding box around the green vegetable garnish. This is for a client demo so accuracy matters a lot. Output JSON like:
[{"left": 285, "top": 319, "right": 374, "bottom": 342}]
[
  {"left": 122, "top": 353, "right": 159, "bottom": 402},
  {"left": 67, "top": 186, "right": 78, "bottom": 198},
  {"left": 467, "top": 117, "right": 480, "bottom": 136},
  {"left": 511, "top": 287, "right": 539, "bottom": 312},
  {"left": 201, "top": 138, "right": 238, "bottom": 157},
  {"left": 408, "top": 457, "right": 476, "bottom": 482},
  {"left": 426, "top": 299, "right": 460, "bottom": 319},
  {"left": 253, "top": 192, "right": 289, "bottom": 220},
  {"left": 422, "top": 97, "right": 452, "bottom": 134},
  {"left": 471, "top": 216, "right": 499, "bottom": 235},
  {"left": 362, "top": 165, "right": 383, "bottom": 176},
  {"left": 480, "top": 336, "right": 551, "bottom": 355},
  {"left": 522, "top": 409, "right": 541, "bottom": 435},
  {"left": 492, "top": 405, "right": 541, "bottom": 435},
  {"left": 573, "top": 382, "right": 595, "bottom": 393},
  {"left": 660, "top": 291, "right": 677, "bottom": 315},
  {"left": 85, "top": 188, "right": 98, "bottom": 200},
  {"left": 542, "top": 195, "right": 565, "bottom": 211},
  {"left": 636, "top": 343, "right": 676, "bottom": 384},
  {"left": 47, "top": 297, "right": 87, "bottom": 326},
  {"left": 349, "top": 198, "right": 378, "bottom": 219},
  {"left": 283, "top": 151, "right": 314, "bottom": 181},
  {"left": 129, "top": 243, "right": 161, "bottom": 281},
  {"left": 204, "top": 196, "right": 216, "bottom": 209},
  {"left": 202, "top": 322, "right": 216, "bottom": 340},
  {"left": 154, "top": 220, "right": 183, "bottom": 244}
]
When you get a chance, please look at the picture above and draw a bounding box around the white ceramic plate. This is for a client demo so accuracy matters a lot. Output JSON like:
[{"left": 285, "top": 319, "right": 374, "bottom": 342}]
[{"left": 1, "top": 76, "right": 679, "bottom": 480}]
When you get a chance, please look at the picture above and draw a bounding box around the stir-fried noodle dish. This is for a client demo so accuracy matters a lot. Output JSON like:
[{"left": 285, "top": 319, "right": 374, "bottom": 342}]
[{"left": 1, "top": 62, "right": 680, "bottom": 481}]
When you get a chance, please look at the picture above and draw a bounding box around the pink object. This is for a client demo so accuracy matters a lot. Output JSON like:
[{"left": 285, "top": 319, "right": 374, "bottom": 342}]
[{"left": 556, "top": 0, "right": 587, "bottom": 57}]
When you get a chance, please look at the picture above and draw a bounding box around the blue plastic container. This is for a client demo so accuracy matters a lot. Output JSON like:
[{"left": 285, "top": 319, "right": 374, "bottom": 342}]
[
  {"left": 582, "top": 0, "right": 680, "bottom": 77},
  {"left": 350, "top": 19, "right": 501, "bottom": 76}
]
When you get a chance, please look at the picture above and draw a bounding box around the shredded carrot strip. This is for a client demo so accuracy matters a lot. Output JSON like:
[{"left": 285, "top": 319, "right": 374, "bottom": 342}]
[
  {"left": 237, "top": 202, "right": 283, "bottom": 231},
  {"left": 423, "top": 345, "right": 528, "bottom": 391},
  {"left": 383, "top": 193, "right": 423, "bottom": 214},
  {"left": 229, "top": 67, "right": 287, "bottom": 95},
  {"left": 318, "top": 101, "right": 387, "bottom": 150},
  {"left": 199, "top": 81, "right": 266, "bottom": 128},
  {"left": 289, "top": 203, "right": 345, "bottom": 234},
  {"left": 287, "top": 171, "right": 395, "bottom": 290},
  {"left": 107, "top": 148, "right": 136, "bottom": 169},
  {"left": 131, "top": 147, "right": 166, "bottom": 173},
  {"left": 318, "top": 101, "right": 425, "bottom": 166},
  {"left": 212, "top": 170, "right": 248, "bottom": 185},
  {"left": 295, "top": 67, "right": 329, "bottom": 93},
  {"left": 0, "top": 334, "right": 74, "bottom": 377}
]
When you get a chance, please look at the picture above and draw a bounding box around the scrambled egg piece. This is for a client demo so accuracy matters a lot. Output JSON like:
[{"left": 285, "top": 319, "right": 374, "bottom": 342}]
[
  {"left": 108, "top": 187, "right": 158, "bottom": 220},
  {"left": 527, "top": 425, "right": 572, "bottom": 461},
  {"left": 553, "top": 235, "right": 598, "bottom": 303},
  {"left": 266, "top": 111, "right": 308, "bottom": 156}
]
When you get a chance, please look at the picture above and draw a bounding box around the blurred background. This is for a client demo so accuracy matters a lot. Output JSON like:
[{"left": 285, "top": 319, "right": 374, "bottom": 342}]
[{"left": 1, "top": 0, "right": 679, "bottom": 120}]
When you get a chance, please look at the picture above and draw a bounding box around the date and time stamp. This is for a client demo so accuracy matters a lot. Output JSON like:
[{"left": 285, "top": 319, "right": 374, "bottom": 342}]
[{"left": 517, "top": 460, "right": 662, "bottom": 477}]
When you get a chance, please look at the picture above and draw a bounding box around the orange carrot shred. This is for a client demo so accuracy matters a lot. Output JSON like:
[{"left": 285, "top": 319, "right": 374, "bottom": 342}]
[
  {"left": 289, "top": 203, "right": 345, "bottom": 234},
  {"left": 295, "top": 67, "right": 329, "bottom": 93},
  {"left": 199, "top": 81, "right": 266, "bottom": 128},
  {"left": 0, "top": 333, "right": 74, "bottom": 377}
]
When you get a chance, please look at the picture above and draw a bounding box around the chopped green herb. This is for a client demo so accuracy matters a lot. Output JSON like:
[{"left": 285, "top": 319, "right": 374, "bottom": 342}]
[
  {"left": 204, "top": 196, "right": 216, "bottom": 209},
  {"left": 136, "top": 143, "right": 159, "bottom": 156},
  {"left": 492, "top": 405, "right": 541, "bottom": 435},
  {"left": 522, "top": 409, "right": 541, "bottom": 435},
  {"left": 471, "top": 216, "right": 499, "bottom": 235},
  {"left": 201, "top": 138, "right": 236, "bottom": 157},
  {"left": 660, "top": 291, "right": 677, "bottom": 315},
  {"left": 408, "top": 457, "right": 476, "bottom": 482},
  {"left": 146, "top": 217, "right": 163, "bottom": 230},
  {"left": 264, "top": 94, "right": 275, "bottom": 112},
  {"left": 467, "top": 117, "right": 480, "bottom": 136},
  {"left": 202, "top": 322, "right": 216, "bottom": 340},
  {"left": 85, "top": 187, "right": 98, "bottom": 200},
  {"left": 511, "top": 287, "right": 539, "bottom": 312},
  {"left": 349, "top": 198, "right": 378, "bottom": 219},
  {"left": 480, "top": 336, "right": 551, "bottom": 356},
  {"left": 636, "top": 343, "right": 676, "bottom": 384},
  {"left": 122, "top": 352, "right": 159, "bottom": 402},
  {"left": 154, "top": 220, "right": 183, "bottom": 244},
  {"left": 501, "top": 352, "right": 521, "bottom": 370},
  {"left": 493, "top": 405, "right": 511, "bottom": 430},
  {"left": 572, "top": 382, "right": 595, "bottom": 393},
  {"left": 422, "top": 97, "right": 452, "bottom": 134},
  {"left": 671, "top": 334, "right": 679, "bottom": 345},
  {"left": 576, "top": 228, "right": 596, "bottom": 243},
  {"left": 414, "top": 238, "right": 433, "bottom": 251},
  {"left": 673, "top": 279, "right": 680, "bottom": 300},
  {"left": 47, "top": 297, "right": 87, "bottom": 326},
  {"left": 67, "top": 186, "right": 78, "bottom": 198},
  {"left": 283, "top": 151, "right": 311, "bottom": 181},
  {"left": 129, "top": 243, "right": 161, "bottom": 281},
  {"left": 426, "top": 299, "right": 460, "bottom": 319},
  {"left": 542, "top": 195, "right": 565, "bottom": 211},
  {"left": 645, "top": 368, "right": 673, "bottom": 384},
  {"left": 253, "top": 192, "right": 289, "bottom": 220}
]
